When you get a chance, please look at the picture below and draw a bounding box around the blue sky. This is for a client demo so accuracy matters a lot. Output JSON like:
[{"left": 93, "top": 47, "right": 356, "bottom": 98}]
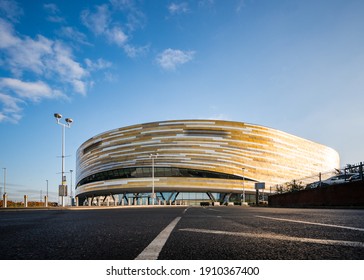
[{"left": 0, "top": 0, "right": 364, "bottom": 202}]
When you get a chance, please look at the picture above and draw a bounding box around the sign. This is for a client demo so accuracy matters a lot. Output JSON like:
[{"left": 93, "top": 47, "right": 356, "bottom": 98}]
[
  {"left": 255, "top": 182, "right": 265, "bottom": 189},
  {"left": 58, "top": 185, "right": 68, "bottom": 196}
]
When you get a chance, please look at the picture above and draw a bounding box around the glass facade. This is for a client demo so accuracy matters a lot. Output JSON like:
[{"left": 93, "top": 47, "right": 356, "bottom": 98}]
[{"left": 76, "top": 166, "right": 253, "bottom": 189}]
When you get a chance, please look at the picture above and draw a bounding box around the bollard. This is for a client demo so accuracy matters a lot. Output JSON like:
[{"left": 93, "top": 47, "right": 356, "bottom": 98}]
[
  {"left": 2, "top": 194, "right": 7, "bottom": 208},
  {"left": 44, "top": 195, "right": 48, "bottom": 207},
  {"left": 75, "top": 197, "right": 79, "bottom": 207},
  {"left": 128, "top": 198, "right": 131, "bottom": 206},
  {"left": 88, "top": 197, "right": 92, "bottom": 206},
  {"left": 24, "top": 195, "right": 28, "bottom": 208}
]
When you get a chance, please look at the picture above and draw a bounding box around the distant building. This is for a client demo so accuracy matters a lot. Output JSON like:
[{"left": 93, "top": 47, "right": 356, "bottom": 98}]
[{"left": 75, "top": 120, "right": 339, "bottom": 205}]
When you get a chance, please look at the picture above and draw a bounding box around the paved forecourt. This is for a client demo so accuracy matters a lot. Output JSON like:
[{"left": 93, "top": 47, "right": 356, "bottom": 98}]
[{"left": 0, "top": 206, "right": 364, "bottom": 259}]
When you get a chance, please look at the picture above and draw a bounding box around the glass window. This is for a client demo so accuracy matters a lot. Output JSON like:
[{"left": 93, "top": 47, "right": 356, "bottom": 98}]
[
  {"left": 155, "top": 167, "right": 165, "bottom": 177},
  {"left": 77, "top": 166, "right": 252, "bottom": 187}
]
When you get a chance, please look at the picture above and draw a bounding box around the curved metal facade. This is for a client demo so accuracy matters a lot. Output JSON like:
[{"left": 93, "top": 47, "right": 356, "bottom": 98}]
[{"left": 75, "top": 120, "right": 339, "bottom": 198}]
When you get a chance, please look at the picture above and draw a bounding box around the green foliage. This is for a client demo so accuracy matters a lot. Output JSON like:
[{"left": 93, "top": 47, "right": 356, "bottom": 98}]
[
  {"left": 286, "top": 180, "right": 305, "bottom": 192},
  {"left": 275, "top": 180, "right": 305, "bottom": 194}
]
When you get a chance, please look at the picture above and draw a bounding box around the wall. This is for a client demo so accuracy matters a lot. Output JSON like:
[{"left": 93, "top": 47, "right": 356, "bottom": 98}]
[{"left": 269, "top": 180, "right": 364, "bottom": 207}]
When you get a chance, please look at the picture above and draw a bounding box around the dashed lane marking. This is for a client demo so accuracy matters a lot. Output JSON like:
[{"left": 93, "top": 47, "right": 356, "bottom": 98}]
[
  {"left": 135, "top": 217, "right": 181, "bottom": 260},
  {"left": 255, "top": 215, "right": 364, "bottom": 232},
  {"left": 179, "top": 228, "right": 364, "bottom": 248}
]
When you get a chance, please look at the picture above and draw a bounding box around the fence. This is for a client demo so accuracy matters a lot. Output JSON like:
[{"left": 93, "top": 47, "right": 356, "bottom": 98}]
[{"left": 272, "top": 161, "right": 364, "bottom": 194}]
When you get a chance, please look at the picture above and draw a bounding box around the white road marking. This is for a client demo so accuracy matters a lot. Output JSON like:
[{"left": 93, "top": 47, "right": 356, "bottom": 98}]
[
  {"left": 256, "top": 215, "right": 364, "bottom": 232},
  {"left": 179, "top": 228, "right": 364, "bottom": 248},
  {"left": 207, "top": 208, "right": 223, "bottom": 212},
  {"left": 135, "top": 217, "right": 181, "bottom": 260}
]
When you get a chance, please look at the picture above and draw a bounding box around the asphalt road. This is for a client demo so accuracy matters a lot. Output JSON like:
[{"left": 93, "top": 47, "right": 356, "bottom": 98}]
[{"left": 0, "top": 206, "right": 363, "bottom": 260}]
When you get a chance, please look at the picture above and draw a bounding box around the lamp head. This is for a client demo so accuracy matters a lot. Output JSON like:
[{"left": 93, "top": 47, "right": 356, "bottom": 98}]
[
  {"left": 65, "top": 118, "right": 73, "bottom": 126},
  {"left": 54, "top": 113, "right": 62, "bottom": 119}
]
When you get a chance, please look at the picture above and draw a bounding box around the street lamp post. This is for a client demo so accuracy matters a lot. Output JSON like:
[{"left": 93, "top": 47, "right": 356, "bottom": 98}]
[
  {"left": 242, "top": 168, "right": 245, "bottom": 204},
  {"left": 54, "top": 113, "right": 73, "bottom": 207},
  {"left": 149, "top": 153, "right": 158, "bottom": 205},
  {"left": 70, "top": 169, "right": 73, "bottom": 206},
  {"left": 2, "top": 168, "right": 6, "bottom": 208},
  {"left": 45, "top": 179, "right": 49, "bottom": 207}
]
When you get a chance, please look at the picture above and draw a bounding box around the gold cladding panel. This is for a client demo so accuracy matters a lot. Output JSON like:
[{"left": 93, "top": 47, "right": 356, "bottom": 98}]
[{"left": 76, "top": 120, "right": 339, "bottom": 195}]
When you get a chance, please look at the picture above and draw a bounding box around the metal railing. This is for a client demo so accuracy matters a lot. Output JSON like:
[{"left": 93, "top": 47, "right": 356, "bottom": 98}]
[{"left": 272, "top": 162, "right": 364, "bottom": 194}]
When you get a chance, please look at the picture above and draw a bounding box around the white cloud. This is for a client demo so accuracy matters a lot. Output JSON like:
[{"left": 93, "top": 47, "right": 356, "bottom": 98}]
[
  {"left": 0, "top": 0, "right": 23, "bottom": 22},
  {"left": 0, "top": 18, "right": 88, "bottom": 95},
  {"left": 109, "top": 0, "right": 135, "bottom": 9},
  {"left": 106, "top": 26, "right": 128, "bottom": 46},
  {"left": 84, "top": 58, "right": 116, "bottom": 84},
  {"left": 168, "top": 2, "right": 189, "bottom": 15},
  {"left": 43, "top": 3, "right": 59, "bottom": 14},
  {"left": 81, "top": 4, "right": 129, "bottom": 48},
  {"left": 198, "top": 0, "right": 215, "bottom": 7},
  {"left": 110, "top": 0, "right": 146, "bottom": 31},
  {"left": 0, "top": 16, "right": 96, "bottom": 122},
  {"left": 81, "top": 2, "right": 147, "bottom": 57},
  {"left": 58, "top": 26, "right": 92, "bottom": 46},
  {"left": 43, "top": 3, "right": 65, "bottom": 23},
  {"left": 0, "top": 78, "right": 54, "bottom": 101},
  {"left": 0, "top": 92, "right": 23, "bottom": 123},
  {"left": 0, "top": 78, "right": 68, "bottom": 123},
  {"left": 7, "top": 34, "right": 53, "bottom": 76},
  {"left": 0, "top": 18, "right": 19, "bottom": 48},
  {"left": 156, "top": 48, "right": 195, "bottom": 70},
  {"left": 85, "top": 58, "right": 112, "bottom": 71},
  {"left": 81, "top": 4, "right": 111, "bottom": 35},
  {"left": 123, "top": 44, "right": 149, "bottom": 58},
  {"left": 71, "top": 79, "right": 87, "bottom": 96},
  {"left": 49, "top": 41, "right": 87, "bottom": 94}
]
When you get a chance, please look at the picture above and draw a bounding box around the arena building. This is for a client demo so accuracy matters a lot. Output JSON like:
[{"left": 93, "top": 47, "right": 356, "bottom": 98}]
[{"left": 75, "top": 120, "right": 339, "bottom": 206}]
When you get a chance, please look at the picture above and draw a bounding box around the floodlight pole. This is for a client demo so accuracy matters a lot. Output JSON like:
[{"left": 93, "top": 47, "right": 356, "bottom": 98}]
[
  {"left": 150, "top": 153, "right": 158, "bottom": 205},
  {"left": 54, "top": 113, "right": 73, "bottom": 207}
]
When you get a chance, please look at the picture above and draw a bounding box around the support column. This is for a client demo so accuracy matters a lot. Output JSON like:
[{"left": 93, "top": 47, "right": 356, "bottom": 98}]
[
  {"left": 167, "top": 192, "right": 175, "bottom": 203},
  {"left": 110, "top": 194, "right": 118, "bottom": 206},
  {"left": 206, "top": 192, "right": 216, "bottom": 202}
]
